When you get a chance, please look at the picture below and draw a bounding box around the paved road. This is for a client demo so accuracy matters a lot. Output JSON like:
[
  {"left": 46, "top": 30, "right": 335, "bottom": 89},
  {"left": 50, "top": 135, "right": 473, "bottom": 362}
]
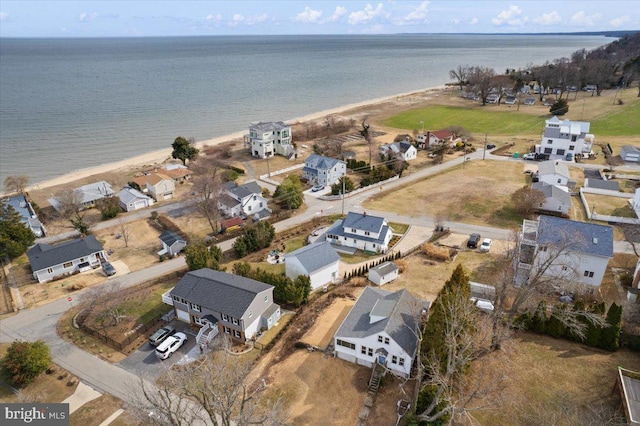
[{"left": 2, "top": 150, "right": 637, "bottom": 407}]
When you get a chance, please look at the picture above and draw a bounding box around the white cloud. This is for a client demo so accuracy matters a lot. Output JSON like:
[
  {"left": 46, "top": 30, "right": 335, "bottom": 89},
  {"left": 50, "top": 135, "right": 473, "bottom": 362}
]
[
  {"left": 469, "top": 17, "right": 478, "bottom": 25},
  {"left": 394, "top": 1, "right": 429, "bottom": 25},
  {"left": 348, "top": 3, "right": 386, "bottom": 25},
  {"left": 78, "top": 12, "right": 98, "bottom": 23},
  {"left": 451, "top": 18, "right": 461, "bottom": 25},
  {"left": 492, "top": 5, "right": 525, "bottom": 26},
  {"left": 245, "top": 14, "right": 268, "bottom": 25},
  {"left": 570, "top": 11, "right": 602, "bottom": 26},
  {"left": 206, "top": 14, "right": 222, "bottom": 23},
  {"left": 295, "top": 6, "right": 322, "bottom": 23},
  {"left": 534, "top": 11, "right": 561, "bottom": 26},
  {"left": 609, "top": 16, "right": 630, "bottom": 28},
  {"left": 0, "top": 12, "right": 8, "bottom": 21},
  {"left": 327, "top": 6, "right": 347, "bottom": 22}
]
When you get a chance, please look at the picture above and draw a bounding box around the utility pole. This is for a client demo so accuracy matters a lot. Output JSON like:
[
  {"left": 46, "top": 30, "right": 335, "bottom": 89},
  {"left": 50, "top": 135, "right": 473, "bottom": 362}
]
[
  {"left": 341, "top": 177, "right": 345, "bottom": 215},
  {"left": 266, "top": 154, "right": 271, "bottom": 178},
  {"left": 483, "top": 133, "right": 487, "bottom": 160}
]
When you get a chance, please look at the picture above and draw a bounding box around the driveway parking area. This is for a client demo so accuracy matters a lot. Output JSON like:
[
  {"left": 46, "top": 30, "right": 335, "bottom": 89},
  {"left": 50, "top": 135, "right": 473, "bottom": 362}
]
[{"left": 116, "top": 321, "right": 198, "bottom": 381}]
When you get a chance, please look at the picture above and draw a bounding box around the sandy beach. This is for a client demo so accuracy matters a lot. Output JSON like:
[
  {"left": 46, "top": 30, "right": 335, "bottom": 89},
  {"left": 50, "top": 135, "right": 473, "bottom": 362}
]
[{"left": 23, "top": 84, "right": 447, "bottom": 194}]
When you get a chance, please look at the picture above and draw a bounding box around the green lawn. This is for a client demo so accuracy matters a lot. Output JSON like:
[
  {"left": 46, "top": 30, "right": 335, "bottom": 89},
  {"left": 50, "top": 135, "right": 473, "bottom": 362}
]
[
  {"left": 382, "top": 106, "right": 546, "bottom": 136},
  {"left": 388, "top": 222, "right": 410, "bottom": 234},
  {"left": 590, "top": 100, "right": 640, "bottom": 136}
]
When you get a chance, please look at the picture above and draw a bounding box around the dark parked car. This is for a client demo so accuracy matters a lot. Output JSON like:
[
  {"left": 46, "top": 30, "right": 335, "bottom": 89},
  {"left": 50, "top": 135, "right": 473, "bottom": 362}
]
[
  {"left": 467, "top": 233, "right": 481, "bottom": 249},
  {"left": 486, "top": 144, "right": 496, "bottom": 150},
  {"left": 149, "top": 325, "right": 175, "bottom": 346},
  {"left": 102, "top": 261, "right": 116, "bottom": 276}
]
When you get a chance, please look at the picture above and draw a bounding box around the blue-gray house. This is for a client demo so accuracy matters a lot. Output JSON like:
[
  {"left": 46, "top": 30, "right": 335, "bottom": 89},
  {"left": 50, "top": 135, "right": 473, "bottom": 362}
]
[{"left": 302, "top": 154, "right": 347, "bottom": 186}]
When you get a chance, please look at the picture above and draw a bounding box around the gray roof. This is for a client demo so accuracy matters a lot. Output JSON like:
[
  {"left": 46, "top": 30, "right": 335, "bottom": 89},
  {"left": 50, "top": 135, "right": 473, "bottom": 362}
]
[
  {"left": 343, "top": 212, "right": 386, "bottom": 234},
  {"left": 27, "top": 235, "right": 104, "bottom": 272},
  {"left": 219, "top": 193, "right": 241, "bottom": 209},
  {"left": 537, "top": 215, "right": 613, "bottom": 258},
  {"left": 621, "top": 145, "right": 640, "bottom": 157},
  {"left": 250, "top": 121, "right": 290, "bottom": 132},
  {"left": 2, "top": 195, "right": 44, "bottom": 236},
  {"left": 370, "top": 261, "right": 398, "bottom": 276},
  {"left": 326, "top": 218, "right": 392, "bottom": 246},
  {"left": 538, "top": 160, "right": 570, "bottom": 178},
  {"left": 75, "top": 181, "right": 114, "bottom": 204},
  {"left": 225, "top": 181, "right": 262, "bottom": 200},
  {"left": 532, "top": 182, "right": 571, "bottom": 205},
  {"left": 117, "top": 187, "right": 151, "bottom": 204},
  {"left": 619, "top": 368, "right": 640, "bottom": 424},
  {"left": 285, "top": 241, "right": 340, "bottom": 274},
  {"left": 335, "top": 287, "right": 429, "bottom": 357},
  {"left": 170, "top": 269, "right": 273, "bottom": 318},
  {"left": 160, "top": 230, "right": 185, "bottom": 247},
  {"left": 585, "top": 178, "right": 619, "bottom": 191},
  {"left": 304, "top": 154, "right": 344, "bottom": 171}
]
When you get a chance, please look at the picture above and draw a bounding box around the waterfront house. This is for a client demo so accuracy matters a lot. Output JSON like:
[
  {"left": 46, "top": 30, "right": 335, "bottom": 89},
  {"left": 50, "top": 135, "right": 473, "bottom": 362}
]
[
  {"left": 117, "top": 186, "right": 154, "bottom": 212},
  {"left": 302, "top": 154, "right": 347, "bottom": 187},
  {"left": 515, "top": 215, "right": 613, "bottom": 288},
  {"left": 379, "top": 141, "right": 417, "bottom": 162},
  {"left": 334, "top": 287, "right": 429, "bottom": 377},
  {"left": 417, "top": 130, "right": 454, "bottom": 149},
  {"left": 534, "top": 116, "right": 594, "bottom": 160},
  {"left": 162, "top": 164, "right": 193, "bottom": 182},
  {"left": 165, "top": 269, "right": 281, "bottom": 342},
  {"left": 49, "top": 181, "right": 114, "bottom": 212},
  {"left": 325, "top": 211, "right": 393, "bottom": 254},
  {"left": 244, "top": 121, "right": 294, "bottom": 159},
  {"left": 27, "top": 235, "right": 107, "bottom": 283},
  {"left": 132, "top": 173, "right": 176, "bottom": 201},
  {"left": 285, "top": 241, "right": 340, "bottom": 291},
  {"left": 218, "top": 181, "right": 270, "bottom": 219},
  {"left": 2, "top": 195, "right": 46, "bottom": 237}
]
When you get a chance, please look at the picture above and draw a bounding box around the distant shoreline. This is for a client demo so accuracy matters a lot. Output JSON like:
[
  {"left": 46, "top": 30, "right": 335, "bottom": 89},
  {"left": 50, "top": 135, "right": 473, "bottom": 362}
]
[{"left": 23, "top": 84, "right": 447, "bottom": 194}]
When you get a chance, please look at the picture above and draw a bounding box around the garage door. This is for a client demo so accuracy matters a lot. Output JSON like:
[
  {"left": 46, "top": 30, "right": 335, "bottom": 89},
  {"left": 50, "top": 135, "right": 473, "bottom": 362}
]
[{"left": 176, "top": 308, "right": 190, "bottom": 323}]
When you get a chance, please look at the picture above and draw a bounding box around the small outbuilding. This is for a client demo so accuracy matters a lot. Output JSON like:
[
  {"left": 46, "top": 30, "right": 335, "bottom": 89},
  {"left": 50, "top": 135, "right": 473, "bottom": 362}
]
[
  {"left": 368, "top": 261, "right": 399, "bottom": 286},
  {"left": 621, "top": 145, "right": 640, "bottom": 163},
  {"left": 158, "top": 230, "right": 186, "bottom": 257}
]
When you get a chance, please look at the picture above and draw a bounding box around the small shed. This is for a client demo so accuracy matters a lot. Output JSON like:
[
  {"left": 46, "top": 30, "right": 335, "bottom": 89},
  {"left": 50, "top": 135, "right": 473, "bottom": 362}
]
[
  {"left": 368, "top": 261, "right": 399, "bottom": 286},
  {"left": 158, "top": 230, "right": 186, "bottom": 257},
  {"left": 621, "top": 145, "right": 640, "bottom": 163}
]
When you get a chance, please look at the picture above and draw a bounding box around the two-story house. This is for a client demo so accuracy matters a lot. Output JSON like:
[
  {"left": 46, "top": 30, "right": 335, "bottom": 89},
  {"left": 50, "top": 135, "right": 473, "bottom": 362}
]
[
  {"left": 166, "top": 269, "right": 281, "bottom": 342},
  {"left": 218, "top": 181, "right": 269, "bottom": 219},
  {"left": 536, "top": 160, "right": 575, "bottom": 189},
  {"left": 379, "top": 141, "right": 417, "bottom": 162},
  {"left": 325, "top": 211, "right": 393, "bottom": 254},
  {"left": 244, "top": 121, "right": 294, "bottom": 159},
  {"left": 417, "top": 130, "right": 454, "bottom": 150},
  {"left": 132, "top": 173, "right": 176, "bottom": 201},
  {"left": 534, "top": 116, "right": 594, "bottom": 160},
  {"left": 516, "top": 215, "right": 614, "bottom": 288},
  {"left": 334, "top": 287, "right": 430, "bottom": 377},
  {"left": 302, "top": 154, "right": 347, "bottom": 187},
  {"left": 27, "top": 235, "right": 108, "bottom": 283}
]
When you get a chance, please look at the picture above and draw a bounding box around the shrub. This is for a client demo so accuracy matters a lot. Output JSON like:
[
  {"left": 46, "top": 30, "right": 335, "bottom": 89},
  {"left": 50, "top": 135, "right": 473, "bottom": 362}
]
[
  {"left": 395, "top": 259, "right": 408, "bottom": 273},
  {"left": 1, "top": 340, "right": 51, "bottom": 388},
  {"left": 421, "top": 243, "right": 451, "bottom": 261}
]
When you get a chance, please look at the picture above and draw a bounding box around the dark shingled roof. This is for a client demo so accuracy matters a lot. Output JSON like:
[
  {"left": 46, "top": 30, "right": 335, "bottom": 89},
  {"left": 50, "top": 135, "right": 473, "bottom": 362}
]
[
  {"left": 343, "top": 212, "right": 385, "bottom": 234},
  {"left": 335, "top": 287, "right": 430, "bottom": 357},
  {"left": 170, "top": 269, "right": 273, "bottom": 318},
  {"left": 285, "top": 241, "right": 340, "bottom": 274},
  {"left": 537, "top": 215, "right": 613, "bottom": 258},
  {"left": 27, "top": 235, "right": 104, "bottom": 272},
  {"left": 160, "top": 230, "right": 185, "bottom": 247}
]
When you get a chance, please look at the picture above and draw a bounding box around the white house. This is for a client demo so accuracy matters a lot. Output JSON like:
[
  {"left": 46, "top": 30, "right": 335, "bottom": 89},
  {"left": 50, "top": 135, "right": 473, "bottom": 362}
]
[
  {"left": 368, "top": 262, "right": 399, "bottom": 286},
  {"left": 334, "top": 287, "right": 429, "bottom": 377},
  {"left": 165, "top": 269, "right": 281, "bottom": 342},
  {"left": 379, "top": 141, "right": 417, "bottom": 162},
  {"left": 532, "top": 182, "right": 571, "bottom": 216},
  {"left": 158, "top": 230, "right": 187, "bottom": 257},
  {"left": 516, "top": 215, "right": 614, "bottom": 288},
  {"left": 285, "top": 241, "right": 340, "bottom": 291},
  {"left": 133, "top": 173, "right": 176, "bottom": 201},
  {"left": 117, "top": 187, "right": 154, "bottom": 212},
  {"left": 218, "top": 181, "right": 269, "bottom": 219},
  {"left": 621, "top": 145, "right": 640, "bottom": 163},
  {"left": 302, "top": 154, "right": 347, "bottom": 186},
  {"left": 48, "top": 181, "right": 114, "bottom": 212},
  {"left": 534, "top": 116, "right": 594, "bottom": 160},
  {"left": 244, "top": 121, "right": 294, "bottom": 159},
  {"left": 325, "top": 212, "right": 393, "bottom": 254},
  {"left": 417, "top": 130, "right": 454, "bottom": 150},
  {"left": 536, "top": 160, "right": 575, "bottom": 189},
  {"left": 633, "top": 188, "right": 640, "bottom": 218},
  {"left": 27, "top": 235, "right": 108, "bottom": 283}
]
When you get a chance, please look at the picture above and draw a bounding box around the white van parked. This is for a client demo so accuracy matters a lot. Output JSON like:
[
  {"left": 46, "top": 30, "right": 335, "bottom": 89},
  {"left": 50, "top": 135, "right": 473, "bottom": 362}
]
[{"left": 155, "top": 332, "right": 187, "bottom": 360}]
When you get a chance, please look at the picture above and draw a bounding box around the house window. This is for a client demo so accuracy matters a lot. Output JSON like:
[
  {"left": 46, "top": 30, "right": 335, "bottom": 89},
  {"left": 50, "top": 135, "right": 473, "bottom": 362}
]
[
  {"left": 557, "top": 149, "right": 565, "bottom": 155},
  {"left": 224, "top": 326, "right": 231, "bottom": 334},
  {"left": 365, "top": 231, "right": 370, "bottom": 236},
  {"left": 378, "top": 336, "right": 383, "bottom": 343},
  {"left": 547, "top": 139, "right": 553, "bottom": 144},
  {"left": 569, "top": 145, "right": 575, "bottom": 151},
  {"left": 232, "top": 318, "right": 239, "bottom": 325},
  {"left": 562, "top": 266, "right": 568, "bottom": 271},
  {"left": 392, "top": 355, "right": 398, "bottom": 364},
  {"left": 222, "top": 314, "right": 229, "bottom": 321},
  {"left": 337, "top": 339, "right": 355, "bottom": 350},
  {"left": 368, "top": 348, "right": 373, "bottom": 357},
  {"left": 190, "top": 303, "right": 201, "bottom": 312},
  {"left": 80, "top": 258, "right": 85, "bottom": 262},
  {"left": 63, "top": 262, "right": 73, "bottom": 268},
  {"left": 249, "top": 311, "right": 253, "bottom": 318},
  {"left": 399, "top": 358, "right": 405, "bottom": 367},
  {"left": 544, "top": 148, "right": 553, "bottom": 154},
  {"left": 557, "top": 179, "right": 562, "bottom": 184},
  {"left": 571, "top": 135, "right": 577, "bottom": 142},
  {"left": 47, "top": 268, "right": 54, "bottom": 274},
  {"left": 264, "top": 295, "right": 268, "bottom": 303},
  {"left": 584, "top": 270, "right": 594, "bottom": 278},
  {"left": 540, "top": 246, "right": 548, "bottom": 252},
  {"left": 234, "top": 330, "right": 241, "bottom": 338},
  {"left": 361, "top": 346, "right": 367, "bottom": 355},
  {"left": 352, "top": 228, "right": 357, "bottom": 233},
  {"left": 384, "top": 337, "right": 389, "bottom": 344}
]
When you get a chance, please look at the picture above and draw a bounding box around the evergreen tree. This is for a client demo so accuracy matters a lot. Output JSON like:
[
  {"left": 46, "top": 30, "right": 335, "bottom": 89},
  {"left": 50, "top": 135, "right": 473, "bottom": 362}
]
[
  {"left": 0, "top": 204, "right": 35, "bottom": 259},
  {"left": 546, "top": 304, "right": 567, "bottom": 338},
  {"left": 171, "top": 136, "right": 199, "bottom": 165},
  {"left": 232, "top": 261, "right": 252, "bottom": 277},
  {"left": 531, "top": 301, "right": 548, "bottom": 334},
  {"left": 184, "top": 240, "right": 223, "bottom": 271},
  {"left": 274, "top": 175, "right": 304, "bottom": 210},
  {"left": 601, "top": 303, "right": 623, "bottom": 351},
  {"left": 585, "top": 302, "right": 606, "bottom": 347},
  {"left": 1, "top": 340, "right": 50, "bottom": 388},
  {"left": 565, "top": 300, "right": 586, "bottom": 342}
]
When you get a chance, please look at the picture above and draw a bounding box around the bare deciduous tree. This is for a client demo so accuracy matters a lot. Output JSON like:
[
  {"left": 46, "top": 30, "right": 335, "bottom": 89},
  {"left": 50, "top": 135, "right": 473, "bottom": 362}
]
[
  {"left": 55, "top": 187, "right": 90, "bottom": 235},
  {"left": 511, "top": 185, "right": 546, "bottom": 217},
  {"left": 83, "top": 281, "right": 128, "bottom": 327},
  {"left": 117, "top": 217, "right": 132, "bottom": 248},
  {"left": 129, "top": 336, "right": 289, "bottom": 426},
  {"left": 449, "top": 64, "right": 470, "bottom": 91},
  {"left": 468, "top": 66, "right": 496, "bottom": 105},
  {"left": 359, "top": 118, "right": 374, "bottom": 165},
  {"left": 191, "top": 156, "right": 224, "bottom": 235},
  {"left": 4, "top": 175, "right": 29, "bottom": 194}
]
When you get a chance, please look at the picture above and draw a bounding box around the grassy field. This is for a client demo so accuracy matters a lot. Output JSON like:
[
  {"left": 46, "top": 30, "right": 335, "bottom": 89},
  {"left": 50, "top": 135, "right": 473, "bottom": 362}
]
[
  {"left": 364, "top": 160, "right": 528, "bottom": 229},
  {"left": 584, "top": 193, "right": 637, "bottom": 217}
]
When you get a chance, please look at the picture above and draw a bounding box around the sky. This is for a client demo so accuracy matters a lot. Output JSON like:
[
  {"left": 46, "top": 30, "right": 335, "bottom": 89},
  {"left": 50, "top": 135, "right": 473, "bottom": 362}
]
[{"left": 0, "top": 1, "right": 638, "bottom": 38}]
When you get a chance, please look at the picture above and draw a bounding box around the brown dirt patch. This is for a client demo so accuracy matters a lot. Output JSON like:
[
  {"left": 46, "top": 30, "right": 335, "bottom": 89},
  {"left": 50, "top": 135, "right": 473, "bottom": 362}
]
[
  {"left": 300, "top": 297, "right": 355, "bottom": 348},
  {"left": 69, "top": 393, "right": 123, "bottom": 426},
  {"left": 94, "top": 219, "right": 161, "bottom": 272}
]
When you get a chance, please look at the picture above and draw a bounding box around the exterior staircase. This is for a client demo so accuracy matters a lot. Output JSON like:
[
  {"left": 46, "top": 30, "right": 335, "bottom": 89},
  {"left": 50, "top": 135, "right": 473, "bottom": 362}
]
[
  {"left": 368, "top": 362, "right": 386, "bottom": 393},
  {"left": 196, "top": 322, "right": 218, "bottom": 347}
]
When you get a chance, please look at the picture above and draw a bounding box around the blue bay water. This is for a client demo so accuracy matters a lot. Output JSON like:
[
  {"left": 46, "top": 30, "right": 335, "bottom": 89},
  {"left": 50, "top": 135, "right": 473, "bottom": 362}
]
[{"left": 0, "top": 34, "right": 611, "bottom": 185}]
